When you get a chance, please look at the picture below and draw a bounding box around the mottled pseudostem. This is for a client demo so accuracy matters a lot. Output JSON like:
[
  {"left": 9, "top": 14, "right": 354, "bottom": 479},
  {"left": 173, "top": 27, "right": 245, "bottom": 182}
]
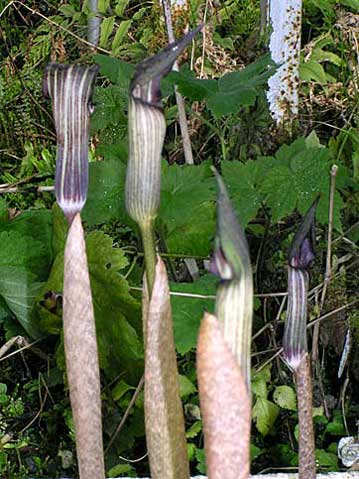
[
  {"left": 296, "top": 354, "right": 316, "bottom": 479},
  {"left": 63, "top": 214, "right": 105, "bottom": 479},
  {"left": 197, "top": 313, "right": 251, "bottom": 479},
  {"left": 142, "top": 257, "right": 189, "bottom": 479}
]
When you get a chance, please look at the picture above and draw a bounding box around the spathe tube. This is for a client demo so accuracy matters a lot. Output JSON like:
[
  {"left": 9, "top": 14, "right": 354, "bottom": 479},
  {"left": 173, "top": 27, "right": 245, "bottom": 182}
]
[{"left": 43, "top": 63, "right": 98, "bottom": 223}]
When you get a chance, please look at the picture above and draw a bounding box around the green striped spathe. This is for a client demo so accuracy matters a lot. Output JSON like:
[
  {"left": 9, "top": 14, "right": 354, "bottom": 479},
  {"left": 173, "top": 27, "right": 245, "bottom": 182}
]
[
  {"left": 43, "top": 63, "right": 98, "bottom": 222},
  {"left": 125, "top": 97, "right": 165, "bottom": 225},
  {"left": 216, "top": 275, "right": 253, "bottom": 390},
  {"left": 283, "top": 266, "right": 309, "bottom": 371},
  {"left": 212, "top": 169, "right": 253, "bottom": 390}
]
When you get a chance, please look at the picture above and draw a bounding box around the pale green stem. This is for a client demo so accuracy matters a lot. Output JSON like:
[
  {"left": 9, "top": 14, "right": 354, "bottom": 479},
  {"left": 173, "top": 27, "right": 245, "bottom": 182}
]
[{"left": 140, "top": 220, "right": 157, "bottom": 296}]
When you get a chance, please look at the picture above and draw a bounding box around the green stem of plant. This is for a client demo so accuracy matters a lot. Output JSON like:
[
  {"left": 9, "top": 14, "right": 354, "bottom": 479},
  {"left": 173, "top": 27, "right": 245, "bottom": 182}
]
[{"left": 140, "top": 220, "right": 157, "bottom": 296}]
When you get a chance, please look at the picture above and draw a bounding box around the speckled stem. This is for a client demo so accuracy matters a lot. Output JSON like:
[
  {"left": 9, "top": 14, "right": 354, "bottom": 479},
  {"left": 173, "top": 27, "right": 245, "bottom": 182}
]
[
  {"left": 295, "top": 354, "right": 316, "bottom": 479},
  {"left": 197, "top": 313, "right": 251, "bottom": 479},
  {"left": 63, "top": 213, "right": 105, "bottom": 479},
  {"left": 142, "top": 257, "right": 189, "bottom": 479}
]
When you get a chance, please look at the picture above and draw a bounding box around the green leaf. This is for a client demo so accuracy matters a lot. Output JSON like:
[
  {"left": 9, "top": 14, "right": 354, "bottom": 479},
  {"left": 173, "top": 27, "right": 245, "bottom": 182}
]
[
  {"left": 91, "top": 86, "right": 127, "bottom": 133},
  {"left": 83, "top": 160, "right": 127, "bottom": 226},
  {"left": 305, "top": 130, "right": 324, "bottom": 149},
  {"left": 252, "top": 397, "right": 279, "bottom": 436},
  {"left": 111, "top": 20, "right": 131, "bottom": 53},
  {"left": 341, "top": 0, "right": 359, "bottom": 10},
  {"left": 0, "top": 209, "right": 53, "bottom": 337},
  {"left": 313, "top": 406, "right": 324, "bottom": 418},
  {"left": 324, "top": 410, "right": 346, "bottom": 436},
  {"left": 273, "top": 385, "right": 297, "bottom": 411},
  {"left": 112, "top": 379, "right": 135, "bottom": 401},
  {"left": 250, "top": 443, "right": 263, "bottom": 460},
  {"left": 38, "top": 227, "right": 143, "bottom": 381},
  {"left": 221, "top": 160, "right": 263, "bottom": 228},
  {"left": 159, "top": 161, "right": 216, "bottom": 256},
  {"left": 219, "top": 54, "right": 275, "bottom": 90},
  {"left": 300, "top": 60, "right": 328, "bottom": 83},
  {"left": 195, "top": 448, "right": 207, "bottom": 474},
  {"left": 260, "top": 136, "right": 343, "bottom": 230},
  {"left": 0, "top": 199, "right": 8, "bottom": 224},
  {"left": 207, "top": 88, "right": 257, "bottom": 118},
  {"left": 0, "top": 267, "right": 43, "bottom": 338},
  {"left": 315, "top": 449, "right": 338, "bottom": 470},
  {"left": 0, "top": 383, "right": 7, "bottom": 395},
  {"left": 251, "top": 365, "right": 271, "bottom": 399},
  {"left": 97, "top": 0, "right": 110, "bottom": 13},
  {"left": 311, "top": 48, "right": 343, "bottom": 67},
  {"left": 59, "top": 4, "right": 76, "bottom": 17},
  {"left": 174, "top": 69, "right": 218, "bottom": 101},
  {"left": 83, "top": 232, "right": 143, "bottom": 379},
  {"left": 99, "top": 16, "right": 115, "bottom": 48},
  {"left": 107, "top": 463, "right": 135, "bottom": 476},
  {"left": 175, "top": 55, "right": 276, "bottom": 118},
  {"left": 115, "top": 0, "right": 130, "bottom": 15},
  {"left": 171, "top": 274, "right": 216, "bottom": 354},
  {"left": 94, "top": 54, "right": 134, "bottom": 86},
  {"left": 52, "top": 204, "right": 68, "bottom": 257},
  {"left": 186, "top": 421, "right": 202, "bottom": 439},
  {"left": 270, "top": 443, "right": 298, "bottom": 466},
  {"left": 178, "top": 375, "right": 197, "bottom": 398},
  {"left": 0, "top": 209, "right": 53, "bottom": 279}
]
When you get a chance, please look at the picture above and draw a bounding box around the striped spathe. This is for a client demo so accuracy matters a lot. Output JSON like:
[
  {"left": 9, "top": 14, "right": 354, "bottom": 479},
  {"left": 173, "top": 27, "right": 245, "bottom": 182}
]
[{"left": 43, "top": 63, "right": 98, "bottom": 222}]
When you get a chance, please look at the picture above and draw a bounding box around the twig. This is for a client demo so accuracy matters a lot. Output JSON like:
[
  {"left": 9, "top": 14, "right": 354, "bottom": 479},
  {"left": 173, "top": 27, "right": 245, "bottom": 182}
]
[
  {"left": 130, "top": 285, "right": 287, "bottom": 299},
  {"left": 256, "top": 299, "right": 358, "bottom": 372},
  {"left": 0, "top": 337, "right": 46, "bottom": 362},
  {"left": 199, "top": 0, "right": 209, "bottom": 79},
  {"left": 160, "top": 0, "right": 194, "bottom": 165},
  {"left": 105, "top": 374, "right": 144, "bottom": 455},
  {"left": 87, "top": 0, "right": 101, "bottom": 47},
  {"left": 260, "top": 0, "right": 269, "bottom": 37},
  {"left": 252, "top": 295, "right": 287, "bottom": 341},
  {"left": 321, "top": 164, "right": 338, "bottom": 307},
  {"left": 0, "top": 185, "right": 54, "bottom": 194},
  {"left": 312, "top": 164, "right": 338, "bottom": 360},
  {"left": 118, "top": 452, "right": 148, "bottom": 463},
  {"left": 307, "top": 298, "right": 359, "bottom": 328},
  {"left": 19, "top": 375, "right": 48, "bottom": 434}
]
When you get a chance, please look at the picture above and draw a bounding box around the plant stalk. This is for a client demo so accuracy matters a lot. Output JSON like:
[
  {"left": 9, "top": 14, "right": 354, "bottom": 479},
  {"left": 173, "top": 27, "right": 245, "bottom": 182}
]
[
  {"left": 140, "top": 220, "right": 157, "bottom": 296},
  {"left": 63, "top": 213, "right": 105, "bottom": 479},
  {"left": 160, "top": 0, "right": 194, "bottom": 165},
  {"left": 87, "top": 0, "right": 101, "bottom": 47},
  {"left": 295, "top": 354, "right": 316, "bottom": 479},
  {"left": 143, "top": 257, "right": 190, "bottom": 479}
]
